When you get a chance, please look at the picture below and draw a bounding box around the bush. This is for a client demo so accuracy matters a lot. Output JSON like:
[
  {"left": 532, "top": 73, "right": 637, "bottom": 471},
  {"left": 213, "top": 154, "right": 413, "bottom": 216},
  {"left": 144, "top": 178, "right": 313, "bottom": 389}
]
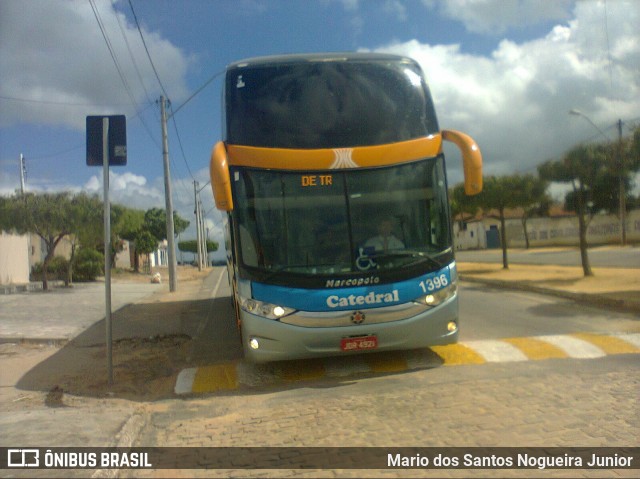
[
  {"left": 30, "top": 256, "right": 69, "bottom": 281},
  {"left": 73, "top": 248, "right": 104, "bottom": 282}
]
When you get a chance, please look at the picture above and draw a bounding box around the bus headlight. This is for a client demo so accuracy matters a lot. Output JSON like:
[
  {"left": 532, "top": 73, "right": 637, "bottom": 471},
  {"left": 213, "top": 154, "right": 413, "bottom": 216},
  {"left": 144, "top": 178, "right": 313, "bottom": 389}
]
[
  {"left": 415, "top": 283, "right": 457, "bottom": 307},
  {"left": 239, "top": 297, "right": 295, "bottom": 320}
]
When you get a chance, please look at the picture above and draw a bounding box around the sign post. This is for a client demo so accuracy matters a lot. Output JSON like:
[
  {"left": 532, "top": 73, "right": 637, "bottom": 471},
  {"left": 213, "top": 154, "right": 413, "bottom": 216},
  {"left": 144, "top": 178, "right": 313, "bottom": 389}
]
[{"left": 86, "top": 115, "right": 126, "bottom": 385}]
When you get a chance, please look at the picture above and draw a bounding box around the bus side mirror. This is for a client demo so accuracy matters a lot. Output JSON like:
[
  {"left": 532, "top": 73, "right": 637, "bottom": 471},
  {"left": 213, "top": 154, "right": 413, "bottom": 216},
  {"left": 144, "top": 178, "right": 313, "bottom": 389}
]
[
  {"left": 442, "top": 129, "right": 483, "bottom": 195},
  {"left": 210, "top": 141, "right": 234, "bottom": 211}
]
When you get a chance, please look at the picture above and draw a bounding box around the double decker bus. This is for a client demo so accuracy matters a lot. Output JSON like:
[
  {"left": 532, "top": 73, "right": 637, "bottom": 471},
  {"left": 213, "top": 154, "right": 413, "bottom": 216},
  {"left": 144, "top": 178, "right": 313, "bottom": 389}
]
[{"left": 210, "top": 52, "right": 482, "bottom": 362}]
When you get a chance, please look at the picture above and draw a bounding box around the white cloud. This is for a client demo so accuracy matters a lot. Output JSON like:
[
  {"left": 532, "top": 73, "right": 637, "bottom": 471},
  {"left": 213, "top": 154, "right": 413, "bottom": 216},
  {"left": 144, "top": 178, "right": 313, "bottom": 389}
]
[
  {"left": 82, "top": 168, "right": 225, "bottom": 257},
  {"left": 373, "top": 0, "right": 640, "bottom": 184},
  {"left": 424, "top": 0, "right": 573, "bottom": 35},
  {"left": 384, "top": 0, "right": 408, "bottom": 22},
  {"left": 0, "top": 0, "right": 192, "bottom": 129}
]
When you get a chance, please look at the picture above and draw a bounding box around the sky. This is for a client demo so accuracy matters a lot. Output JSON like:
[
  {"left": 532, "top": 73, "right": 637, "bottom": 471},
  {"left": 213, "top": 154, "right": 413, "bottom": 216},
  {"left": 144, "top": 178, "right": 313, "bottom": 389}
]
[{"left": 1, "top": 0, "right": 639, "bottom": 259}]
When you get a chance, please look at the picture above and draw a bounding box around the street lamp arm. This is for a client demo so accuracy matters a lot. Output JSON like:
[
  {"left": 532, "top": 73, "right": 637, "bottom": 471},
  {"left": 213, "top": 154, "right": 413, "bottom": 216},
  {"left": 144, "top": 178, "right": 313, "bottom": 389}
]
[{"left": 569, "top": 109, "right": 610, "bottom": 140}]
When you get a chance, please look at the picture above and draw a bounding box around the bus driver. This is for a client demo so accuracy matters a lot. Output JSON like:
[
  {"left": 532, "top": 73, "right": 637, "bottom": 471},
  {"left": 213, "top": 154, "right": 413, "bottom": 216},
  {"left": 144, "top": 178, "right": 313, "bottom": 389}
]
[{"left": 364, "top": 217, "right": 405, "bottom": 253}]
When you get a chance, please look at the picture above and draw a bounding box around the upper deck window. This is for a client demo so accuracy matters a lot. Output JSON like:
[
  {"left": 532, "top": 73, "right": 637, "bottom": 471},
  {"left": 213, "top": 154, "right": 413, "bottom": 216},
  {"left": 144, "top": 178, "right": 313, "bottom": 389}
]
[{"left": 226, "top": 58, "right": 438, "bottom": 149}]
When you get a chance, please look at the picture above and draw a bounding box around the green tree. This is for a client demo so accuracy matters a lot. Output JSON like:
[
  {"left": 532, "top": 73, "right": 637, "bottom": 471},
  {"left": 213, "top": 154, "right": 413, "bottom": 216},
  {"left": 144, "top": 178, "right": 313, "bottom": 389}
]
[
  {"left": 0, "top": 192, "right": 74, "bottom": 290},
  {"left": 134, "top": 230, "right": 158, "bottom": 274},
  {"left": 450, "top": 183, "right": 482, "bottom": 223},
  {"left": 65, "top": 193, "right": 103, "bottom": 284},
  {"left": 512, "top": 175, "right": 550, "bottom": 249},
  {"left": 476, "top": 175, "right": 523, "bottom": 269},
  {"left": 178, "top": 239, "right": 219, "bottom": 254},
  {"left": 143, "top": 207, "right": 190, "bottom": 242},
  {"left": 538, "top": 144, "right": 609, "bottom": 277},
  {"left": 112, "top": 205, "right": 145, "bottom": 271}
]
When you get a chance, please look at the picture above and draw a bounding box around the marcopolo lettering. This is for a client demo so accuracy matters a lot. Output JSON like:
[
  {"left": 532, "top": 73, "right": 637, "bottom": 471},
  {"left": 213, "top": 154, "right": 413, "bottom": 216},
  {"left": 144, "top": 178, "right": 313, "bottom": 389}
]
[
  {"left": 326, "top": 290, "right": 400, "bottom": 308},
  {"left": 325, "top": 276, "right": 380, "bottom": 288}
]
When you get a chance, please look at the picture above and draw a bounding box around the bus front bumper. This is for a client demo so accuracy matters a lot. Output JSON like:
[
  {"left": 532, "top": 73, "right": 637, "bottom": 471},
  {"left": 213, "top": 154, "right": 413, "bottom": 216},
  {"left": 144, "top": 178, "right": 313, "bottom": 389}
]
[{"left": 238, "top": 296, "right": 458, "bottom": 363}]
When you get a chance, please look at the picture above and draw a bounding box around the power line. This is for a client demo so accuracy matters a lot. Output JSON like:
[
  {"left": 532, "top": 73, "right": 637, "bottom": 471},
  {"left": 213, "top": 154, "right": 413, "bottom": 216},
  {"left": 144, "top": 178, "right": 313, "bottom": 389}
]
[
  {"left": 170, "top": 69, "right": 225, "bottom": 117},
  {"left": 90, "top": 0, "right": 162, "bottom": 151},
  {"left": 128, "top": 0, "right": 169, "bottom": 99},
  {"left": 0, "top": 95, "right": 132, "bottom": 107},
  {"left": 89, "top": 0, "right": 137, "bottom": 107},
  {"left": 110, "top": 0, "right": 153, "bottom": 107},
  {"left": 170, "top": 112, "right": 195, "bottom": 181}
]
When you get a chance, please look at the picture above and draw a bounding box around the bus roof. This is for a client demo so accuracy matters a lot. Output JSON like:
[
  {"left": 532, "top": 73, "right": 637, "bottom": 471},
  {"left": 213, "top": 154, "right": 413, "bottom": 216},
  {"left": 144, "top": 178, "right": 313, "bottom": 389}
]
[{"left": 227, "top": 52, "right": 417, "bottom": 70}]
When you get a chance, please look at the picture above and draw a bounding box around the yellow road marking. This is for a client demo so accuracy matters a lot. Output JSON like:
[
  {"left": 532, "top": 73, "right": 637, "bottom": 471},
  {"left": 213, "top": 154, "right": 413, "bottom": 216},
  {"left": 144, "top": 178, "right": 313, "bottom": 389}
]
[
  {"left": 364, "top": 351, "right": 408, "bottom": 373},
  {"left": 571, "top": 333, "right": 640, "bottom": 355},
  {"left": 192, "top": 363, "right": 238, "bottom": 393},
  {"left": 179, "top": 334, "right": 640, "bottom": 394},
  {"left": 431, "top": 343, "right": 485, "bottom": 365},
  {"left": 503, "top": 337, "right": 568, "bottom": 360}
]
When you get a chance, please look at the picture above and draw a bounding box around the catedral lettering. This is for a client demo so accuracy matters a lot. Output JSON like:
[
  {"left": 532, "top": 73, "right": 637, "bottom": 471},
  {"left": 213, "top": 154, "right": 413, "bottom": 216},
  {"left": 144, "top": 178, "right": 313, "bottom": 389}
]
[
  {"left": 327, "top": 290, "right": 400, "bottom": 308},
  {"left": 210, "top": 52, "right": 482, "bottom": 362}
]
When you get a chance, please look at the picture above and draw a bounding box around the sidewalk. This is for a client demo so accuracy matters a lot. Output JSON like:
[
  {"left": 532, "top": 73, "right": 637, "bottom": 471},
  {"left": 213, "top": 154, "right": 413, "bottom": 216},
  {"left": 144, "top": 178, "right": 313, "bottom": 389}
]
[
  {"left": 0, "top": 266, "right": 212, "bottom": 344},
  {"left": 0, "top": 267, "right": 219, "bottom": 407},
  {"left": 457, "top": 261, "right": 640, "bottom": 314}
]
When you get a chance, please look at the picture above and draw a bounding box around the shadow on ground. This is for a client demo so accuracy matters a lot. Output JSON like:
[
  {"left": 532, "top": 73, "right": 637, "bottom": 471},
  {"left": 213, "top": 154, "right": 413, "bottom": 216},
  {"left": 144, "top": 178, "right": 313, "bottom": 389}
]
[
  {"left": 15, "top": 296, "right": 243, "bottom": 402},
  {"left": 14, "top": 292, "right": 447, "bottom": 402}
]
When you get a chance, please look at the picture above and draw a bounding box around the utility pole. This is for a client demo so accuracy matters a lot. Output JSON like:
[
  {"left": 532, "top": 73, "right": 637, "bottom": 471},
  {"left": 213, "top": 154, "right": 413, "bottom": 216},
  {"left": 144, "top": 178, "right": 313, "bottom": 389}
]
[
  {"left": 19, "top": 154, "right": 26, "bottom": 195},
  {"left": 160, "top": 96, "right": 178, "bottom": 292},
  {"left": 618, "top": 119, "right": 626, "bottom": 246},
  {"left": 200, "top": 197, "right": 208, "bottom": 267},
  {"left": 194, "top": 180, "right": 202, "bottom": 271}
]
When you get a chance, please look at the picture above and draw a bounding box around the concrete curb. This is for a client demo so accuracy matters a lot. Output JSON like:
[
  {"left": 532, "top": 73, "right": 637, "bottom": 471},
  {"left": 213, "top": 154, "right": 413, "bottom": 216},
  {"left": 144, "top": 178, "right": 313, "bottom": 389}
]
[
  {"left": 459, "top": 275, "right": 640, "bottom": 315},
  {"left": 91, "top": 410, "right": 148, "bottom": 478},
  {"left": 0, "top": 337, "right": 70, "bottom": 346},
  {"left": 0, "top": 280, "right": 65, "bottom": 295}
]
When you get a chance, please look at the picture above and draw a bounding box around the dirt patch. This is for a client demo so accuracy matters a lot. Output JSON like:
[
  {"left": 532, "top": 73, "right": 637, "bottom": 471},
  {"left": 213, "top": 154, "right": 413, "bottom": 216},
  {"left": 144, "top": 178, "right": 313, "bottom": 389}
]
[
  {"left": 82, "top": 334, "right": 193, "bottom": 400},
  {"left": 12, "top": 334, "right": 196, "bottom": 404},
  {"left": 13, "top": 269, "right": 227, "bottom": 403},
  {"left": 458, "top": 262, "right": 639, "bottom": 292}
]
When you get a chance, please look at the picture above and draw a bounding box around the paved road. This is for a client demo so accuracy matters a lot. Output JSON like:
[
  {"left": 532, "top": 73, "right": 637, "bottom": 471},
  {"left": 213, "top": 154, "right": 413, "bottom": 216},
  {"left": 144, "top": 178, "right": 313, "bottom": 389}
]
[
  {"left": 133, "top": 355, "right": 639, "bottom": 478},
  {"left": 1, "top": 268, "right": 638, "bottom": 478},
  {"left": 141, "top": 271, "right": 640, "bottom": 477},
  {"left": 174, "top": 273, "right": 640, "bottom": 395},
  {"left": 459, "top": 283, "right": 640, "bottom": 340},
  {"left": 456, "top": 246, "right": 640, "bottom": 268}
]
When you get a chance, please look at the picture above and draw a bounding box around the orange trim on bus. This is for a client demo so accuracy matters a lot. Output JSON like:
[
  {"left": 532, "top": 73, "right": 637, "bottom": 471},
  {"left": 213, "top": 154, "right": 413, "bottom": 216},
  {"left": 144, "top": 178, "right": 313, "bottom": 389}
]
[
  {"left": 441, "top": 129, "right": 483, "bottom": 195},
  {"left": 210, "top": 141, "right": 233, "bottom": 211},
  {"left": 225, "top": 135, "right": 443, "bottom": 170}
]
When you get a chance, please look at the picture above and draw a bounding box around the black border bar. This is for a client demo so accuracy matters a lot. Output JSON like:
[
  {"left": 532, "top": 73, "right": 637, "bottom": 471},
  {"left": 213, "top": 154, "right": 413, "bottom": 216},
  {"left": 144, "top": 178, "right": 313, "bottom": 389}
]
[{"left": 1, "top": 447, "right": 638, "bottom": 470}]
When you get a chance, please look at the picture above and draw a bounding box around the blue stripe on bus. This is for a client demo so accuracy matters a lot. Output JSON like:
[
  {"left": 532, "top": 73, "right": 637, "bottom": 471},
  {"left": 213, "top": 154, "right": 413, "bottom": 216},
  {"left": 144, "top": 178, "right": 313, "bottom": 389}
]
[{"left": 251, "top": 264, "right": 453, "bottom": 312}]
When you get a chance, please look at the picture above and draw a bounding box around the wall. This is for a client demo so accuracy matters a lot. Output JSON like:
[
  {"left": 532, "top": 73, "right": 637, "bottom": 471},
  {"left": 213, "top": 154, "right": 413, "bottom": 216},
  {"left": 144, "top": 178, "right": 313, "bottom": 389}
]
[
  {"left": 454, "top": 217, "right": 499, "bottom": 250},
  {"left": 454, "top": 209, "right": 640, "bottom": 250},
  {"left": 0, "top": 232, "right": 30, "bottom": 284},
  {"left": 506, "top": 209, "right": 640, "bottom": 248}
]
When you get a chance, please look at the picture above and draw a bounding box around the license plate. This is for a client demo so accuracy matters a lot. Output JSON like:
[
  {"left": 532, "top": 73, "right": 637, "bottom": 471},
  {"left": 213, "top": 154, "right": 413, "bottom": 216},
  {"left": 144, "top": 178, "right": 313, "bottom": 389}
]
[{"left": 341, "top": 336, "right": 378, "bottom": 351}]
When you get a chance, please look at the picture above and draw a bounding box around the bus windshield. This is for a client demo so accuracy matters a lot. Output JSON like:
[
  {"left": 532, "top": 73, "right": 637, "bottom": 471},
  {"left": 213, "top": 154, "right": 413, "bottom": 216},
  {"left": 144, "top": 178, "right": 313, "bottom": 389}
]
[
  {"left": 226, "top": 58, "right": 438, "bottom": 149},
  {"left": 232, "top": 156, "right": 452, "bottom": 282}
]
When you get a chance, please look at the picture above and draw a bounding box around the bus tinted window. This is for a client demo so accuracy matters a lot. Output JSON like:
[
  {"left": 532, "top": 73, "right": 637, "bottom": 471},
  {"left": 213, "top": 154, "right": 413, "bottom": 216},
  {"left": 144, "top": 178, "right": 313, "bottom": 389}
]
[
  {"left": 232, "top": 156, "right": 451, "bottom": 277},
  {"left": 226, "top": 60, "right": 438, "bottom": 149}
]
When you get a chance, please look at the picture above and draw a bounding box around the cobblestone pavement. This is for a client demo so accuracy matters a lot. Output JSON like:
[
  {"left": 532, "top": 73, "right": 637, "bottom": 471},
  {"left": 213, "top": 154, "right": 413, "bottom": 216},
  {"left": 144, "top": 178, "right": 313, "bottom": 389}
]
[
  {"left": 1, "top": 260, "right": 638, "bottom": 479},
  {"left": 124, "top": 355, "right": 639, "bottom": 478}
]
